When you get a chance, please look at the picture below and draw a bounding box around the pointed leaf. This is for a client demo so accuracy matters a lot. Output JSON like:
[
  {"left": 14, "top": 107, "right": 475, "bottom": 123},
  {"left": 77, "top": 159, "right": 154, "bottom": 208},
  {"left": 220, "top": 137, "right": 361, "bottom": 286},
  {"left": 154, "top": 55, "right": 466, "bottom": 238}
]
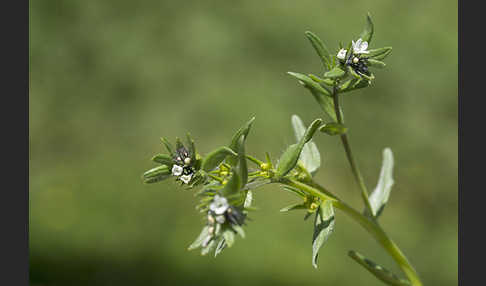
[
  {"left": 287, "top": 72, "right": 331, "bottom": 96},
  {"left": 223, "top": 229, "right": 235, "bottom": 247},
  {"left": 304, "top": 31, "right": 331, "bottom": 68},
  {"left": 160, "top": 137, "right": 175, "bottom": 156},
  {"left": 201, "top": 146, "right": 237, "bottom": 172},
  {"left": 312, "top": 200, "right": 335, "bottom": 268},
  {"left": 280, "top": 202, "right": 307, "bottom": 212},
  {"left": 319, "top": 122, "right": 348, "bottom": 136},
  {"left": 142, "top": 165, "right": 171, "bottom": 183},
  {"left": 323, "top": 66, "right": 345, "bottom": 79},
  {"left": 348, "top": 250, "right": 411, "bottom": 286},
  {"left": 358, "top": 13, "right": 374, "bottom": 44},
  {"left": 244, "top": 190, "right": 253, "bottom": 208},
  {"left": 214, "top": 238, "right": 227, "bottom": 257},
  {"left": 188, "top": 226, "right": 210, "bottom": 250},
  {"left": 276, "top": 119, "right": 322, "bottom": 178},
  {"left": 291, "top": 115, "right": 321, "bottom": 175},
  {"left": 151, "top": 154, "right": 173, "bottom": 166},
  {"left": 363, "top": 47, "right": 392, "bottom": 60},
  {"left": 369, "top": 148, "right": 395, "bottom": 218},
  {"left": 227, "top": 117, "right": 255, "bottom": 166},
  {"left": 367, "top": 59, "right": 386, "bottom": 68}
]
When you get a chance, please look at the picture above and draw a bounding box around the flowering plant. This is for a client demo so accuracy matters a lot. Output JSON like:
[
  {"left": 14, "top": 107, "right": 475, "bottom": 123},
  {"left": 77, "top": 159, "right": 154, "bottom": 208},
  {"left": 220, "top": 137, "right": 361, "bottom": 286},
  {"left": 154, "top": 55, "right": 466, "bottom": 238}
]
[{"left": 142, "top": 14, "right": 422, "bottom": 286}]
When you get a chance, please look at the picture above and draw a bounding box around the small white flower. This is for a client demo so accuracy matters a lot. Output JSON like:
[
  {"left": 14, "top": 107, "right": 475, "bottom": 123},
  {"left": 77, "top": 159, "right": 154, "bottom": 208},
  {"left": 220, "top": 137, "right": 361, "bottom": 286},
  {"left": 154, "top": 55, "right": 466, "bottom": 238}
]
[
  {"left": 209, "top": 195, "right": 229, "bottom": 215},
  {"left": 352, "top": 38, "right": 369, "bottom": 54},
  {"left": 215, "top": 215, "right": 226, "bottom": 224},
  {"left": 180, "top": 174, "right": 192, "bottom": 184},
  {"left": 171, "top": 165, "right": 183, "bottom": 176},
  {"left": 337, "top": 48, "right": 347, "bottom": 60}
]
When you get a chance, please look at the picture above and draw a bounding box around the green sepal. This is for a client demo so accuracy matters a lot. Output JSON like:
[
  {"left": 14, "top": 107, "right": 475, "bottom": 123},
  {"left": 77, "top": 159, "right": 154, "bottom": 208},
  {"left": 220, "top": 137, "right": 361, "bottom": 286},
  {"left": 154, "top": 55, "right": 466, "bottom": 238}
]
[
  {"left": 319, "top": 122, "right": 348, "bottom": 136},
  {"left": 312, "top": 200, "right": 335, "bottom": 269},
  {"left": 367, "top": 59, "right": 386, "bottom": 68},
  {"left": 323, "top": 66, "right": 345, "bottom": 79},
  {"left": 358, "top": 13, "right": 374, "bottom": 44},
  {"left": 214, "top": 238, "right": 226, "bottom": 257},
  {"left": 151, "top": 154, "right": 173, "bottom": 166},
  {"left": 275, "top": 119, "right": 322, "bottom": 178},
  {"left": 304, "top": 31, "right": 331, "bottom": 69},
  {"left": 201, "top": 146, "right": 237, "bottom": 172},
  {"left": 348, "top": 250, "right": 411, "bottom": 286},
  {"left": 142, "top": 165, "right": 171, "bottom": 184}
]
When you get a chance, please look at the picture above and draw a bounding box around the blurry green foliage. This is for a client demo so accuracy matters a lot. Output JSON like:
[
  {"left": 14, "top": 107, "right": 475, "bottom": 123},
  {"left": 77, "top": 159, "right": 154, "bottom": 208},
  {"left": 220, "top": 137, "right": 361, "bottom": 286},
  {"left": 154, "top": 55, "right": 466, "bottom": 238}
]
[{"left": 29, "top": 0, "right": 457, "bottom": 285}]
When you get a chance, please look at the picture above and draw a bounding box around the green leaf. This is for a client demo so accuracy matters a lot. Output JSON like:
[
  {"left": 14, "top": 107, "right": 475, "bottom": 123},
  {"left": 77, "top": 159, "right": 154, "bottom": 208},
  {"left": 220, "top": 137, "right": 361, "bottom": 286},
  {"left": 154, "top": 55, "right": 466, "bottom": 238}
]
[
  {"left": 201, "top": 239, "right": 216, "bottom": 256},
  {"left": 347, "top": 65, "right": 361, "bottom": 79},
  {"left": 201, "top": 146, "right": 237, "bottom": 172},
  {"left": 358, "top": 13, "right": 374, "bottom": 44},
  {"left": 312, "top": 200, "right": 335, "bottom": 269},
  {"left": 186, "top": 133, "right": 197, "bottom": 161},
  {"left": 348, "top": 250, "right": 411, "bottom": 286},
  {"left": 367, "top": 59, "right": 386, "bottom": 68},
  {"left": 287, "top": 72, "right": 337, "bottom": 122},
  {"left": 231, "top": 224, "right": 245, "bottom": 238},
  {"left": 363, "top": 47, "right": 392, "bottom": 60},
  {"left": 151, "top": 154, "right": 173, "bottom": 166},
  {"left": 236, "top": 136, "right": 248, "bottom": 187},
  {"left": 319, "top": 122, "right": 348, "bottom": 136},
  {"left": 214, "top": 238, "right": 226, "bottom": 257},
  {"left": 291, "top": 115, "right": 321, "bottom": 175},
  {"left": 244, "top": 190, "right": 253, "bottom": 208},
  {"left": 160, "top": 137, "right": 175, "bottom": 156},
  {"left": 142, "top": 165, "right": 171, "bottom": 183},
  {"left": 368, "top": 148, "right": 395, "bottom": 218},
  {"left": 280, "top": 202, "right": 307, "bottom": 212},
  {"left": 287, "top": 72, "right": 331, "bottom": 96},
  {"left": 304, "top": 31, "right": 331, "bottom": 69},
  {"left": 276, "top": 119, "right": 322, "bottom": 178},
  {"left": 221, "top": 169, "right": 242, "bottom": 197},
  {"left": 223, "top": 229, "right": 235, "bottom": 247},
  {"left": 188, "top": 226, "right": 210, "bottom": 250},
  {"left": 323, "top": 66, "right": 345, "bottom": 79},
  {"left": 227, "top": 117, "right": 255, "bottom": 166}
]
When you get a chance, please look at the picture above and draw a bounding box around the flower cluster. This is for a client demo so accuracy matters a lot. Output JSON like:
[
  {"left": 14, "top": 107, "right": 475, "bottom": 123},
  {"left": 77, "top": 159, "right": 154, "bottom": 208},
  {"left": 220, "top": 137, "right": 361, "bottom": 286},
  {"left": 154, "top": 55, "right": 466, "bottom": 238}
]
[
  {"left": 337, "top": 38, "right": 371, "bottom": 77},
  {"left": 171, "top": 145, "right": 196, "bottom": 184}
]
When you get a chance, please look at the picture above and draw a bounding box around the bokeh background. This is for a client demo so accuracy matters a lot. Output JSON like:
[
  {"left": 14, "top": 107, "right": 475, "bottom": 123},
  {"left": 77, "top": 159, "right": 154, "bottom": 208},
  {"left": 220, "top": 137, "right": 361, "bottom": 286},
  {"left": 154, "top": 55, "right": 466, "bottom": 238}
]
[{"left": 29, "top": 0, "right": 457, "bottom": 285}]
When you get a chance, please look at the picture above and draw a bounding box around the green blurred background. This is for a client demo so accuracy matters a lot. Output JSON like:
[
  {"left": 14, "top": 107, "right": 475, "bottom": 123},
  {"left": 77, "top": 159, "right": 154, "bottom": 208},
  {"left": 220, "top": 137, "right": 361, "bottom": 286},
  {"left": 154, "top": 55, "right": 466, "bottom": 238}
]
[{"left": 29, "top": 0, "right": 457, "bottom": 285}]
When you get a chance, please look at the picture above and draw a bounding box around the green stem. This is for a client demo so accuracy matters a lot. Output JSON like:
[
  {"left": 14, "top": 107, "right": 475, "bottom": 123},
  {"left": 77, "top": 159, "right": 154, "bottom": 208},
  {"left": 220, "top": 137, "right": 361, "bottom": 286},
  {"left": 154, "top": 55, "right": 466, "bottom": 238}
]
[
  {"left": 278, "top": 178, "right": 422, "bottom": 286},
  {"left": 331, "top": 85, "right": 374, "bottom": 218}
]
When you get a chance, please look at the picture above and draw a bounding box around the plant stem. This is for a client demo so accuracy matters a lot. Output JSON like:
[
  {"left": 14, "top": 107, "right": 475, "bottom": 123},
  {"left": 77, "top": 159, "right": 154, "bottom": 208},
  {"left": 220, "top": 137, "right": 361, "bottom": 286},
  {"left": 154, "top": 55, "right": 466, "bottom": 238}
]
[
  {"left": 331, "top": 85, "right": 374, "bottom": 217},
  {"left": 278, "top": 178, "right": 422, "bottom": 286}
]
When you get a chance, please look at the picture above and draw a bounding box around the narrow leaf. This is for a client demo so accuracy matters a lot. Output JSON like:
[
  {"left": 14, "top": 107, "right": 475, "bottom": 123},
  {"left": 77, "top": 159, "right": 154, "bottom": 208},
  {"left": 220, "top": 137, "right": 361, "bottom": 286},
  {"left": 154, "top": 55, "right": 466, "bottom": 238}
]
[
  {"left": 188, "top": 226, "right": 210, "bottom": 250},
  {"left": 304, "top": 31, "right": 331, "bottom": 68},
  {"left": 287, "top": 72, "right": 331, "bottom": 96},
  {"left": 223, "top": 230, "right": 235, "bottom": 247},
  {"left": 151, "top": 154, "right": 173, "bottom": 166},
  {"left": 214, "top": 238, "right": 226, "bottom": 257},
  {"left": 160, "top": 137, "right": 174, "bottom": 156},
  {"left": 201, "top": 146, "right": 237, "bottom": 172},
  {"left": 244, "top": 190, "right": 253, "bottom": 208},
  {"left": 319, "top": 122, "right": 348, "bottom": 136},
  {"left": 358, "top": 13, "right": 374, "bottom": 44},
  {"left": 367, "top": 59, "right": 386, "bottom": 68},
  {"left": 348, "top": 250, "right": 411, "bottom": 286},
  {"left": 280, "top": 202, "right": 307, "bottom": 212},
  {"left": 363, "top": 47, "right": 392, "bottom": 60},
  {"left": 312, "top": 200, "right": 335, "bottom": 269},
  {"left": 323, "top": 66, "right": 345, "bottom": 79},
  {"left": 227, "top": 117, "right": 255, "bottom": 166},
  {"left": 368, "top": 148, "right": 395, "bottom": 218},
  {"left": 276, "top": 119, "right": 322, "bottom": 178},
  {"left": 291, "top": 115, "right": 321, "bottom": 175},
  {"left": 142, "top": 165, "right": 171, "bottom": 183}
]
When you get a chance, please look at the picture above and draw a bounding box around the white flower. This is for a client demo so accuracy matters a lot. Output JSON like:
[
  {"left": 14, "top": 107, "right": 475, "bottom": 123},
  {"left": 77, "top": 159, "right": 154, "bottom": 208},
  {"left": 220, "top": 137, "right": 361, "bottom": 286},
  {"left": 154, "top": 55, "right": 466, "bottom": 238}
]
[
  {"left": 337, "top": 48, "right": 347, "bottom": 60},
  {"left": 352, "top": 38, "right": 369, "bottom": 54},
  {"left": 209, "top": 195, "right": 229, "bottom": 215},
  {"left": 180, "top": 174, "right": 192, "bottom": 184},
  {"left": 171, "top": 165, "right": 183, "bottom": 176}
]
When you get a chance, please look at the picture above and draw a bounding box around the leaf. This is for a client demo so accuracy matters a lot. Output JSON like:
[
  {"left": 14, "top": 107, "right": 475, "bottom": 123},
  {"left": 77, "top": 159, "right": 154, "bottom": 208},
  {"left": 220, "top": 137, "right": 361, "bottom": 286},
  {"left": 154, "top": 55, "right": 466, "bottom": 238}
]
[
  {"left": 348, "top": 250, "right": 411, "bottom": 286},
  {"left": 244, "top": 190, "right": 253, "bottom": 208},
  {"left": 236, "top": 136, "right": 248, "bottom": 187},
  {"left": 227, "top": 117, "right": 255, "bottom": 166},
  {"left": 160, "top": 137, "right": 175, "bottom": 156},
  {"left": 291, "top": 115, "right": 321, "bottom": 175},
  {"left": 214, "top": 238, "right": 226, "bottom": 257},
  {"left": 231, "top": 224, "right": 246, "bottom": 238},
  {"left": 368, "top": 148, "right": 395, "bottom": 218},
  {"left": 201, "top": 146, "right": 237, "bottom": 172},
  {"left": 221, "top": 169, "right": 242, "bottom": 197},
  {"left": 304, "top": 31, "right": 331, "bottom": 69},
  {"left": 367, "top": 59, "right": 386, "bottom": 68},
  {"left": 186, "top": 133, "right": 197, "bottom": 162},
  {"left": 276, "top": 119, "right": 322, "bottom": 178},
  {"left": 363, "top": 47, "right": 392, "bottom": 60},
  {"left": 312, "top": 200, "right": 335, "bottom": 269},
  {"left": 358, "top": 13, "right": 374, "bottom": 44},
  {"left": 323, "top": 66, "right": 345, "bottom": 79},
  {"left": 142, "top": 165, "right": 171, "bottom": 184},
  {"left": 280, "top": 202, "right": 307, "bottom": 212},
  {"left": 223, "top": 229, "right": 235, "bottom": 247},
  {"left": 151, "top": 154, "right": 173, "bottom": 166},
  {"left": 188, "top": 226, "right": 210, "bottom": 250},
  {"left": 319, "top": 122, "right": 348, "bottom": 136},
  {"left": 287, "top": 72, "right": 331, "bottom": 96},
  {"left": 287, "top": 72, "right": 337, "bottom": 122}
]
